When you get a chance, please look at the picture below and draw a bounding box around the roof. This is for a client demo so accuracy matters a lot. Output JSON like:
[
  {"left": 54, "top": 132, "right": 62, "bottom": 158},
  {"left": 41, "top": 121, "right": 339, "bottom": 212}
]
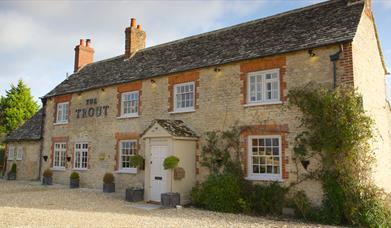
[
  {"left": 44, "top": 0, "right": 365, "bottom": 98},
  {"left": 142, "top": 119, "right": 198, "bottom": 138},
  {"left": 6, "top": 109, "right": 43, "bottom": 142}
]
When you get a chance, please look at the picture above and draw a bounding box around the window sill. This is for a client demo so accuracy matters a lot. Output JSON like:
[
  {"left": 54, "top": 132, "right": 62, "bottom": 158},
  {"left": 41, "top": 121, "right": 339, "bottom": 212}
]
[
  {"left": 169, "top": 109, "right": 196, "bottom": 114},
  {"left": 243, "top": 101, "right": 283, "bottom": 107},
  {"left": 245, "top": 175, "right": 283, "bottom": 182},
  {"left": 51, "top": 167, "right": 66, "bottom": 172},
  {"left": 72, "top": 168, "right": 88, "bottom": 171},
  {"left": 54, "top": 122, "right": 68, "bottom": 126},
  {"left": 117, "top": 115, "right": 139, "bottom": 119},
  {"left": 115, "top": 168, "right": 137, "bottom": 174}
]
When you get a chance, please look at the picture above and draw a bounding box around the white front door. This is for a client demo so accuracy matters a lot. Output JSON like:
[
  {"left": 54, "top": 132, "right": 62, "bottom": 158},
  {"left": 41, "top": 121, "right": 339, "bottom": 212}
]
[{"left": 150, "top": 145, "right": 168, "bottom": 202}]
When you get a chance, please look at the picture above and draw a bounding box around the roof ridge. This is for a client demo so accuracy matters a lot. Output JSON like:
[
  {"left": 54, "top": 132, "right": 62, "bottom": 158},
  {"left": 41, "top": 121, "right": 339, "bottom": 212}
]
[{"left": 138, "top": 0, "right": 340, "bottom": 53}]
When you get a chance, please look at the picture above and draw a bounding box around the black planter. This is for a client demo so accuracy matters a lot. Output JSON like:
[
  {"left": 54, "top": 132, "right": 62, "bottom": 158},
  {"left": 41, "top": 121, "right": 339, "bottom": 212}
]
[
  {"left": 42, "top": 176, "right": 53, "bottom": 185},
  {"left": 125, "top": 187, "right": 144, "bottom": 202},
  {"left": 70, "top": 178, "right": 79, "bottom": 188},
  {"left": 7, "top": 172, "right": 16, "bottom": 180},
  {"left": 103, "top": 183, "right": 115, "bottom": 193},
  {"left": 161, "top": 192, "right": 180, "bottom": 208}
]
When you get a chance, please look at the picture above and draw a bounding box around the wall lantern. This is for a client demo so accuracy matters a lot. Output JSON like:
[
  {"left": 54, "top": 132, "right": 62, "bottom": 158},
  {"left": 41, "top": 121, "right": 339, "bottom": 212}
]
[
  {"left": 301, "top": 160, "right": 310, "bottom": 170},
  {"left": 101, "top": 88, "right": 105, "bottom": 92},
  {"left": 150, "top": 79, "right": 157, "bottom": 89},
  {"left": 43, "top": 155, "right": 48, "bottom": 162},
  {"left": 308, "top": 49, "right": 316, "bottom": 57},
  {"left": 214, "top": 67, "right": 221, "bottom": 73},
  {"left": 66, "top": 156, "right": 71, "bottom": 162}
]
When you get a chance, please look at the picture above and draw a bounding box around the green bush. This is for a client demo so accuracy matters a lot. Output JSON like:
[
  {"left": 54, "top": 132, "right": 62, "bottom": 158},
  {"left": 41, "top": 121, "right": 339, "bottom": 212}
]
[
  {"left": 42, "top": 169, "right": 53, "bottom": 177},
  {"left": 10, "top": 163, "right": 16, "bottom": 173},
  {"left": 103, "top": 172, "right": 114, "bottom": 184},
  {"left": 191, "top": 173, "right": 244, "bottom": 213},
  {"left": 70, "top": 172, "right": 79, "bottom": 180},
  {"left": 130, "top": 154, "right": 144, "bottom": 168},
  {"left": 248, "top": 183, "right": 288, "bottom": 216},
  {"left": 286, "top": 191, "right": 321, "bottom": 222},
  {"left": 163, "top": 156, "right": 179, "bottom": 170}
]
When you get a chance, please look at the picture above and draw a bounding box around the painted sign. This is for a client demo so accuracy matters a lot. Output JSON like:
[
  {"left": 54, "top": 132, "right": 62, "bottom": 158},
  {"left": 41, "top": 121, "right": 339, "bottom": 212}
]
[{"left": 75, "top": 98, "right": 109, "bottom": 118}]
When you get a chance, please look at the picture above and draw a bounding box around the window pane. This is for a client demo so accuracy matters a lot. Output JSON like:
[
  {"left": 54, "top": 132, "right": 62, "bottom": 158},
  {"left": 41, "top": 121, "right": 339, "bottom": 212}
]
[{"left": 175, "top": 83, "right": 195, "bottom": 109}]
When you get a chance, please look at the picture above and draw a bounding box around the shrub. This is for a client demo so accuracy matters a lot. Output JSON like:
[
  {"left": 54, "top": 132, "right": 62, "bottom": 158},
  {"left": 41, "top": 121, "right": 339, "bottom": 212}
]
[
  {"left": 10, "top": 163, "right": 16, "bottom": 173},
  {"left": 70, "top": 172, "right": 79, "bottom": 180},
  {"left": 286, "top": 190, "right": 321, "bottom": 222},
  {"left": 43, "top": 169, "right": 53, "bottom": 177},
  {"left": 130, "top": 154, "right": 144, "bottom": 168},
  {"left": 103, "top": 172, "right": 114, "bottom": 184},
  {"left": 163, "top": 156, "right": 179, "bottom": 170},
  {"left": 248, "top": 183, "right": 288, "bottom": 216},
  {"left": 191, "top": 173, "right": 244, "bottom": 213}
]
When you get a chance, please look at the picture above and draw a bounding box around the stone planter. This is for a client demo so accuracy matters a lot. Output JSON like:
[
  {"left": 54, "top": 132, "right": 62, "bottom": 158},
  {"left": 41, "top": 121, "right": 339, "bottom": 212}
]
[
  {"left": 42, "top": 176, "right": 53, "bottom": 185},
  {"left": 70, "top": 178, "right": 79, "bottom": 188},
  {"left": 103, "top": 183, "right": 115, "bottom": 193},
  {"left": 7, "top": 172, "right": 16, "bottom": 180},
  {"left": 125, "top": 187, "right": 144, "bottom": 202},
  {"left": 161, "top": 192, "right": 180, "bottom": 208}
]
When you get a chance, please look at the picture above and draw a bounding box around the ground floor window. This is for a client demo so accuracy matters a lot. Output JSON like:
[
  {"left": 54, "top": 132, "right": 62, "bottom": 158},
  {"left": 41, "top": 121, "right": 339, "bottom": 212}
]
[
  {"left": 74, "top": 143, "right": 88, "bottom": 169},
  {"left": 53, "top": 143, "right": 66, "bottom": 168},
  {"left": 247, "top": 135, "right": 282, "bottom": 181},
  {"left": 119, "top": 140, "right": 137, "bottom": 172}
]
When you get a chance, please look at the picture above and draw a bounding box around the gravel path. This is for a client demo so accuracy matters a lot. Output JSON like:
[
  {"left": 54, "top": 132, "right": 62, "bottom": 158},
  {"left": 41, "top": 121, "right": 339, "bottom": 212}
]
[{"left": 0, "top": 180, "right": 337, "bottom": 228}]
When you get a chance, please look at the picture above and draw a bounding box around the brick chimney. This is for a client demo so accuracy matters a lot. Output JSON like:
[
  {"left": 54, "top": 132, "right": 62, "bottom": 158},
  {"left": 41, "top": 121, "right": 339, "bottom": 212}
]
[
  {"left": 74, "top": 39, "right": 94, "bottom": 73},
  {"left": 125, "top": 18, "right": 146, "bottom": 58}
]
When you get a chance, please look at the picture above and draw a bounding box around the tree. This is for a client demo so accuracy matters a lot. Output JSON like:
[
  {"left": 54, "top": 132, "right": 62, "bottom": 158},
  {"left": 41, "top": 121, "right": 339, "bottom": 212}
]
[{"left": 0, "top": 80, "right": 39, "bottom": 134}]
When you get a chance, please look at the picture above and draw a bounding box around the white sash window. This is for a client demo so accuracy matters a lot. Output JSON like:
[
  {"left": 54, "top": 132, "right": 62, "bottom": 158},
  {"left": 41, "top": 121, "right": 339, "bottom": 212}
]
[
  {"left": 247, "top": 69, "right": 280, "bottom": 104},
  {"left": 74, "top": 143, "right": 88, "bottom": 169}
]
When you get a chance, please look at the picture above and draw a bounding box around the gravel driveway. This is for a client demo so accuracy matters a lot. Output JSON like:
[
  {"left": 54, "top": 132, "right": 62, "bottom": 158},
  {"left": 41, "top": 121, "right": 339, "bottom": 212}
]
[{"left": 0, "top": 180, "right": 337, "bottom": 228}]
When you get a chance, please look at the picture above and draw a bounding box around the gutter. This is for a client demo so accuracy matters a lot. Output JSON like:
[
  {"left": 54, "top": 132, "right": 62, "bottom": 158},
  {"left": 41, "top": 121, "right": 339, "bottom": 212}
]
[{"left": 329, "top": 44, "right": 344, "bottom": 89}]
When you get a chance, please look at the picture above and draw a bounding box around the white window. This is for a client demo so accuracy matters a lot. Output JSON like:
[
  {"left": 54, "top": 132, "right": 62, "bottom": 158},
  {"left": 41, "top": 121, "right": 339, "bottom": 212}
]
[
  {"left": 247, "top": 136, "right": 282, "bottom": 181},
  {"left": 16, "top": 147, "right": 23, "bottom": 161},
  {"left": 119, "top": 140, "right": 137, "bottom": 173},
  {"left": 247, "top": 69, "right": 280, "bottom": 104},
  {"left": 74, "top": 143, "right": 88, "bottom": 169},
  {"left": 174, "top": 82, "right": 195, "bottom": 112},
  {"left": 56, "top": 102, "right": 69, "bottom": 123},
  {"left": 53, "top": 143, "right": 66, "bottom": 168},
  {"left": 7, "top": 146, "right": 15, "bottom": 161},
  {"left": 121, "top": 91, "right": 139, "bottom": 117}
]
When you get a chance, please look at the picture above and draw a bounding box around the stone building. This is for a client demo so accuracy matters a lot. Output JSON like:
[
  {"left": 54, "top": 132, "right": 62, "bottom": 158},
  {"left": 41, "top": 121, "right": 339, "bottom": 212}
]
[{"left": 3, "top": 0, "right": 390, "bottom": 205}]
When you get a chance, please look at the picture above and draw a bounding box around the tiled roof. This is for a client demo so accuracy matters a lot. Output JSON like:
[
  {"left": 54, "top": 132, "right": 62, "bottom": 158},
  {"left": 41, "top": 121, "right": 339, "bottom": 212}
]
[
  {"left": 6, "top": 109, "right": 43, "bottom": 142},
  {"left": 44, "top": 0, "right": 364, "bottom": 98},
  {"left": 143, "top": 119, "right": 198, "bottom": 138}
]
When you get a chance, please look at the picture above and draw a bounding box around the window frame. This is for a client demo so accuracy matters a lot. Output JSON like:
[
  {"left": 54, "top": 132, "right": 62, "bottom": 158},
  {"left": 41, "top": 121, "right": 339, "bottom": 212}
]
[
  {"left": 246, "top": 69, "right": 281, "bottom": 105},
  {"left": 118, "top": 140, "right": 137, "bottom": 173},
  {"left": 74, "top": 142, "right": 89, "bottom": 170},
  {"left": 53, "top": 142, "right": 67, "bottom": 169},
  {"left": 246, "top": 135, "right": 282, "bottom": 181},
  {"left": 173, "top": 81, "right": 196, "bottom": 113},
  {"left": 120, "top": 91, "right": 139, "bottom": 118},
  {"left": 7, "top": 146, "right": 15, "bottom": 161},
  {"left": 56, "top": 102, "right": 69, "bottom": 124},
  {"left": 16, "top": 147, "right": 23, "bottom": 161}
]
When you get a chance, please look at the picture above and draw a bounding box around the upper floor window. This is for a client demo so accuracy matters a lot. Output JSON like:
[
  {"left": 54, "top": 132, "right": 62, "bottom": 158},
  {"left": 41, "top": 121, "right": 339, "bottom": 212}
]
[
  {"left": 53, "top": 143, "right": 66, "bottom": 169},
  {"left": 121, "top": 91, "right": 139, "bottom": 117},
  {"left": 247, "top": 69, "right": 280, "bottom": 104},
  {"left": 7, "top": 146, "right": 15, "bottom": 161},
  {"left": 56, "top": 102, "right": 69, "bottom": 123},
  {"left": 74, "top": 143, "right": 88, "bottom": 170},
  {"left": 174, "top": 82, "right": 195, "bottom": 112},
  {"left": 119, "top": 140, "right": 137, "bottom": 173},
  {"left": 247, "top": 135, "right": 282, "bottom": 181}
]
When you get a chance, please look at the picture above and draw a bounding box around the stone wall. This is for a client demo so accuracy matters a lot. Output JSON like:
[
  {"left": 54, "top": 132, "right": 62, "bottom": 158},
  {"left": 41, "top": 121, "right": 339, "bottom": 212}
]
[
  {"left": 6, "top": 141, "right": 40, "bottom": 181},
  {"left": 41, "top": 45, "right": 340, "bottom": 203}
]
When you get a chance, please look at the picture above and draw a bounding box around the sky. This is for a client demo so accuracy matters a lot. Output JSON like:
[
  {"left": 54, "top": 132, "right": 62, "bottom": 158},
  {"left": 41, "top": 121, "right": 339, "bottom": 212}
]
[{"left": 0, "top": 0, "right": 391, "bottom": 103}]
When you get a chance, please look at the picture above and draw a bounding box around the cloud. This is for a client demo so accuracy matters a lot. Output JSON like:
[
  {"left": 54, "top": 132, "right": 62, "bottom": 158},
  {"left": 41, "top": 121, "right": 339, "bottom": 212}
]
[{"left": 0, "top": 0, "right": 268, "bottom": 100}]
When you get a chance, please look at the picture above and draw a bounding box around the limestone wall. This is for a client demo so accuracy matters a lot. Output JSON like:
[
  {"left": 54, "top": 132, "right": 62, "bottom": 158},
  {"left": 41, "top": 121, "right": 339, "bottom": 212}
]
[{"left": 6, "top": 141, "right": 40, "bottom": 181}]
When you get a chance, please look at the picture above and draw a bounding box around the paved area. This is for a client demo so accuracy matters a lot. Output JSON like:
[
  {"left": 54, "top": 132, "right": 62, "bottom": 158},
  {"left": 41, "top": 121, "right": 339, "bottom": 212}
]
[{"left": 0, "top": 180, "right": 337, "bottom": 227}]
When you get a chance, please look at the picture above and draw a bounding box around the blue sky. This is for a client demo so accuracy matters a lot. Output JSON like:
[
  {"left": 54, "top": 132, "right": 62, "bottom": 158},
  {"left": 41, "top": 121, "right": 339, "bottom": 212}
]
[{"left": 0, "top": 0, "right": 390, "bottom": 102}]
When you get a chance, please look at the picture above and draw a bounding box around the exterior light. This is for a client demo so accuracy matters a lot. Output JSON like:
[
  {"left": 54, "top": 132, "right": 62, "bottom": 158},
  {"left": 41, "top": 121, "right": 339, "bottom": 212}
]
[
  {"left": 43, "top": 155, "right": 48, "bottom": 162},
  {"left": 214, "top": 67, "right": 221, "bottom": 73},
  {"left": 151, "top": 79, "right": 157, "bottom": 89},
  {"left": 308, "top": 49, "right": 316, "bottom": 57},
  {"left": 66, "top": 156, "right": 71, "bottom": 162}
]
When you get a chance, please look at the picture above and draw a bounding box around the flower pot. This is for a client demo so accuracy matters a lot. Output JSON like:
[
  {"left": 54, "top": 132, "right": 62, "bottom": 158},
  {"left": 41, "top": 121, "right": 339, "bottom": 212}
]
[
  {"left": 70, "top": 178, "right": 79, "bottom": 188},
  {"left": 42, "top": 176, "right": 53, "bottom": 185},
  {"left": 161, "top": 192, "right": 180, "bottom": 208},
  {"left": 103, "top": 183, "right": 115, "bottom": 193},
  {"left": 125, "top": 187, "right": 144, "bottom": 202},
  {"left": 7, "top": 172, "right": 16, "bottom": 180}
]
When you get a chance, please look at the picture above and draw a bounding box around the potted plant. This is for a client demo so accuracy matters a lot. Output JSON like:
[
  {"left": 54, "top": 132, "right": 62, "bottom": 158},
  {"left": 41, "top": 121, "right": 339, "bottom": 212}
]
[
  {"left": 103, "top": 172, "right": 115, "bottom": 193},
  {"left": 42, "top": 168, "right": 53, "bottom": 185},
  {"left": 69, "top": 172, "right": 80, "bottom": 188},
  {"left": 7, "top": 163, "right": 16, "bottom": 180},
  {"left": 161, "top": 155, "right": 180, "bottom": 208},
  {"left": 125, "top": 154, "right": 145, "bottom": 202}
]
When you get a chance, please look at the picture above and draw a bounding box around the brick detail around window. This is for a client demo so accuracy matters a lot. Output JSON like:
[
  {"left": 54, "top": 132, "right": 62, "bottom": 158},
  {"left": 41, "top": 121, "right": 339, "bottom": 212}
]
[
  {"left": 114, "top": 132, "right": 140, "bottom": 171},
  {"left": 53, "top": 94, "right": 72, "bottom": 123},
  {"left": 116, "top": 81, "right": 142, "bottom": 117},
  {"left": 240, "top": 124, "right": 289, "bottom": 180},
  {"left": 239, "top": 56, "right": 287, "bottom": 105},
  {"left": 51, "top": 136, "right": 69, "bottom": 168},
  {"left": 340, "top": 42, "right": 354, "bottom": 87},
  {"left": 167, "top": 71, "right": 200, "bottom": 112}
]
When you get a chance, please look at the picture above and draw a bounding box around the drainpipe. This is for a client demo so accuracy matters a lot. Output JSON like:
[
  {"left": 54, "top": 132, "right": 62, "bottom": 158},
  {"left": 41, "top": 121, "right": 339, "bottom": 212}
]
[
  {"left": 329, "top": 44, "right": 344, "bottom": 89},
  {"left": 37, "top": 98, "right": 47, "bottom": 181}
]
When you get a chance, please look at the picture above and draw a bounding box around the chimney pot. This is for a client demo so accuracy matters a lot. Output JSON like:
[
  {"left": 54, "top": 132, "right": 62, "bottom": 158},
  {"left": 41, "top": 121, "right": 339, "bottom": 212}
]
[
  {"left": 74, "top": 39, "right": 94, "bottom": 72},
  {"left": 137, "top": 24, "right": 142, "bottom": 30},
  {"left": 79, "top": 39, "right": 85, "bottom": 46},
  {"left": 86, "top": 39, "right": 91, "bottom": 47},
  {"left": 131, "top": 18, "right": 136, "bottom": 28}
]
